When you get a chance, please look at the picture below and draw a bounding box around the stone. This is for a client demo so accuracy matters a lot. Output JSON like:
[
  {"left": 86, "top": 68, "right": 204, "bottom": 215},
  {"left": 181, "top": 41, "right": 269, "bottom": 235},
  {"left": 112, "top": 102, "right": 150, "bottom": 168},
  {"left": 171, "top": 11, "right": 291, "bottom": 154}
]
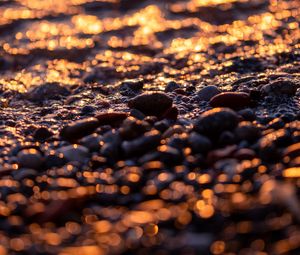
[
  {"left": 261, "top": 79, "right": 298, "bottom": 96},
  {"left": 95, "top": 112, "right": 128, "bottom": 126},
  {"left": 33, "top": 127, "right": 54, "bottom": 141},
  {"left": 188, "top": 132, "right": 212, "bottom": 153},
  {"left": 17, "top": 148, "right": 43, "bottom": 169},
  {"left": 209, "top": 92, "right": 251, "bottom": 109},
  {"left": 26, "top": 82, "right": 70, "bottom": 102},
  {"left": 58, "top": 145, "right": 89, "bottom": 164},
  {"left": 197, "top": 85, "right": 221, "bottom": 101},
  {"left": 60, "top": 117, "right": 100, "bottom": 141},
  {"left": 128, "top": 92, "right": 173, "bottom": 116},
  {"left": 165, "top": 81, "right": 180, "bottom": 92},
  {"left": 194, "top": 108, "right": 239, "bottom": 137}
]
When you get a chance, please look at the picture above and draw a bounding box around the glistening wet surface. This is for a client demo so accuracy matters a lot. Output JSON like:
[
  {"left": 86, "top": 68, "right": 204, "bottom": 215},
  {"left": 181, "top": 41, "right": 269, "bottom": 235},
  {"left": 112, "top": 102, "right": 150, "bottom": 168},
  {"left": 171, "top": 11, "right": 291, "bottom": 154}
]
[{"left": 0, "top": 0, "right": 300, "bottom": 254}]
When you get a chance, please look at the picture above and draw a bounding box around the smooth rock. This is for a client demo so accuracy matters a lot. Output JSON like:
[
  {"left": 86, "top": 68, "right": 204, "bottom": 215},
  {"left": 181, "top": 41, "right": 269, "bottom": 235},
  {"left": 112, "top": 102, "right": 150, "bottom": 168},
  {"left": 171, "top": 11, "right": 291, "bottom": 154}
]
[
  {"left": 197, "top": 85, "right": 221, "bottom": 101},
  {"left": 194, "top": 108, "right": 239, "bottom": 137},
  {"left": 235, "top": 121, "right": 261, "bottom": 143},
  {"left": 33, "top": 127, "right": 54, "bottom": 141},
  {"left": 165, "top": 81, "right": 180, "bottom": 92},
  {"left": 60, "top": 117, "right": 100, "bottom": 141},
  {"left": 17, "top": 149, "right": 43, "bottom": 169},
  {"left": 95, "top": 112, "right": 128, "bottom": 126},
  {"left": 128, "top": 92, "right": 173, "bottom": 116},
  {"left": 188, "top": 132, "right": 212, "bottom": 153},
  {"left": 261, "top": 79, "right": 298, "bottom": 96},
  {"left": 122, "top": 130, "right": 161, "bottom": 157},
  {"left": 120, "top": 79, "right": 144, "bottom": 91},
  {"left": 26, "top": 82, "right": 70, "bottom": 102},
  {"left": 209, "top": 92, "right": 251, "bottom": 109},
  {"left": 58, "top": 145, "right": 89, "bottom": 164}
]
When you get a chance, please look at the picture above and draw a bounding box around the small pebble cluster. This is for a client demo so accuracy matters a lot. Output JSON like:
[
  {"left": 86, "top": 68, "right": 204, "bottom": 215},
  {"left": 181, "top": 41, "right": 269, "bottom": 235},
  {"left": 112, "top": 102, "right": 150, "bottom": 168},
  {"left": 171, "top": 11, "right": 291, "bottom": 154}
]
[{"left": 0, "top": 0, "right": 300, "bottom": 255}]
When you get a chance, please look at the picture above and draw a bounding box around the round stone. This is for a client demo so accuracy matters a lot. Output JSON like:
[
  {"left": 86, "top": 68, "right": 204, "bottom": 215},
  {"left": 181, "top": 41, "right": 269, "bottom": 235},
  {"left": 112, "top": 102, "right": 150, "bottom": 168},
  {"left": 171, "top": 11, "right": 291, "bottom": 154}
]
[
  {"left": 197, "top": 85, "right": 221, "bottom": 101},
  {"left": 194, "top": 108, "right": 239, "bottom": 137},
  {"left": 128, "top": 92, "right": 173, "bottom": 117},
  {"left": 17, "top": 149, "right": 43, "bottom": 169}
]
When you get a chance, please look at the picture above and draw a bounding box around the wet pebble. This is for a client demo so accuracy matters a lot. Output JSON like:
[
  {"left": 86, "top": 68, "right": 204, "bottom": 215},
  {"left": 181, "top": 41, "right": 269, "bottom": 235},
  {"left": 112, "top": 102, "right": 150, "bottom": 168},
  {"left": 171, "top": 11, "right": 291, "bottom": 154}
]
[
  {"left": 234, "top": 121, "right": 261, "bottom": 143},
  {"left": 17, "top": 148, "right": 43, "bottom": 170},
  {"left": 197, "top": 85, "right": 221, "bottom": 101},
  {"left": 128, "top": 92, "right": 173, "bottom": 117},
  {"left": 122, "top": 130, "right": 161, "bottom": 157},
  {"left": 58, "top": 145, "right": 89, "bottom": 164},
  {"left": 120, "top": 79, "right": 144, "bottom": 91},
  {"left": 60, "top": 117, "right": 100, "bottom": 141},
  {"left": 238, "top": 108, "right": 256, "bottom": 121},
  {"left": 165, "top": 81, "right": 180, "bottom": 92},
  {"left": 95, "top": 112, "right": 128, "bottom": 126},
  {"left": 25, "top": 82, "right": 70, "bottom": 102},
  {"left": 194, "top": 108, "right": 239, "bottom": 137},
  {"left": 261, "top": 79, "right": 298, "bottom": 96},
  {"left": 33, "top": 127, "right": 54, "bottom": 141},
  {"left": 209, "top": 92, "right": 251, "bottom": 109},
  {"left": 188, "top": 132, "right": 212, "bottom": 154}
]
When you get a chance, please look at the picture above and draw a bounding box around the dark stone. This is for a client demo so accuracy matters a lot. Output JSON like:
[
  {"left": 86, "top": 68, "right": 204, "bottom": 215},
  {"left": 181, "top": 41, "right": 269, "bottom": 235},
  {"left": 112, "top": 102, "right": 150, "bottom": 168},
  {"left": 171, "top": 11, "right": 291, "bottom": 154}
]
[
  {"left": 58, "top": 145, "right": 89, "bottom": 164},
  {"left": 188, "top": 132, "right": 212, "bottom": 153},
  {"left": 261, "top": 79, "right": 298, "bottom": 96},
  {"left": 209, "top": 92, "right": 251, "bottom": 109},
  {"left": 128, "top": 92, "right": 173, "bottom": 117},
  {"left": 17, "top": 149, "right": 43, "bottom": 169},
  {"left": 33, "top": 127, "right": 54, "bottom": 141},
  {"left": 194, "top": 108, "right": 239, "bottom": 137},
  {"left": 25, "top": 82, "right": 70, "bottom": 102},
  {"left": 235, "top": 121, "right": 261, "bottom": 143},
  {"left": 165, "top": 81, "right": 180, "bottom": 92},
  {"left": 60, "top": 117, "right": 100, "bottom": 141},
  {"left": 95, "top": 112, "right": 128, "bottom": 126},
  {"left": 120, "top": 79, "right": 144, "bottom": 91},
  {"left": 121, "top": 130, "right": 161, "bottom": 157},
  {"left": 197, "top": 85, "right": 221, "bottom": 101}
]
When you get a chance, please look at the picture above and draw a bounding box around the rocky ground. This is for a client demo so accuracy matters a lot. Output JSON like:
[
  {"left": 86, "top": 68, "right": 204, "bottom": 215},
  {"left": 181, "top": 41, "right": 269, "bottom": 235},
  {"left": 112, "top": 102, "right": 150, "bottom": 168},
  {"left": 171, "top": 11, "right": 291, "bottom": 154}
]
[{"left": 0, "top": 0, "right": 300, "bottom": 254}]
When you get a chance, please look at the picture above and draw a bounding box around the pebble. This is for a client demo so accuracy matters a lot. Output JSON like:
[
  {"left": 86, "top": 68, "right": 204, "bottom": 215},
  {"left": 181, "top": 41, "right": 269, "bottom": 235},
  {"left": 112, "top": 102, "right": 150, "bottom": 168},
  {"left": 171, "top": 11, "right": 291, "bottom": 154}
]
[
  {"left": 17, "top": 148, "right": 43, "bottom": 169},
  {"left": 194, "top": 108, "right": 239, "bottom": 137},
  {"left": 128, "top": 92, "right": 173, "bottom": 116},
  {"left": 95, "top": 112, "right": 128, "bottom": 126},
  {"left": 197, "top": 85, "right": 221, "bottom": 101},
  {"left": 209, "top": 92, "right": 251, "bottom": 109},
  {"left": 25, "top": 82, "right": 70, "bottom": 102},
  {"left": 162, "top": 125, "right": 185, "bottom": 138},
  {"left": 80, "top": 133, "right": 103, "bottom": 151},
  {"left": 33, "top": 127, "right": 54, "bottom": 141},
  {"left": 130, "top": 109, "right": 145, "bottom": 120},
  {"left": 81, "top": 105, "right": 96, "bottom": 114},
  {"left": 13, "top": 168, "right": 38, "bottom": 181},
  {"left": 121, "top": 130, "right": 161, "bottom": 157},
  {"left": 234, "top": 121, "right": 261, "bottom": 143},
  {"left": 161, "top": 105, "right": 179, "bottom": 120},
  {"left": 165, "top": 81, "right": 180, "bottom": 92},
  {"left": 120, "top": 79, "right": 144, "bottom": 91},
  {"left": 60, "top": 117, "right": 100, "bottom": 141},
  {"left": 157, "top": 145, "right": 182, "bottom": 165},
  {"left": 119, "top": 117, "right": 151, "bottom": 140},
  {"left": 261, "top": 79, "right": 298, "bottom": 96},
  {"left": 238, "top": 108, "right": 256, "bottom": 121},
  {"left": 58, "top": 145, "right": 89, "bottom": 164},
  {"left": 188, "top": 132, "right": 212, "bottom": 153}
]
